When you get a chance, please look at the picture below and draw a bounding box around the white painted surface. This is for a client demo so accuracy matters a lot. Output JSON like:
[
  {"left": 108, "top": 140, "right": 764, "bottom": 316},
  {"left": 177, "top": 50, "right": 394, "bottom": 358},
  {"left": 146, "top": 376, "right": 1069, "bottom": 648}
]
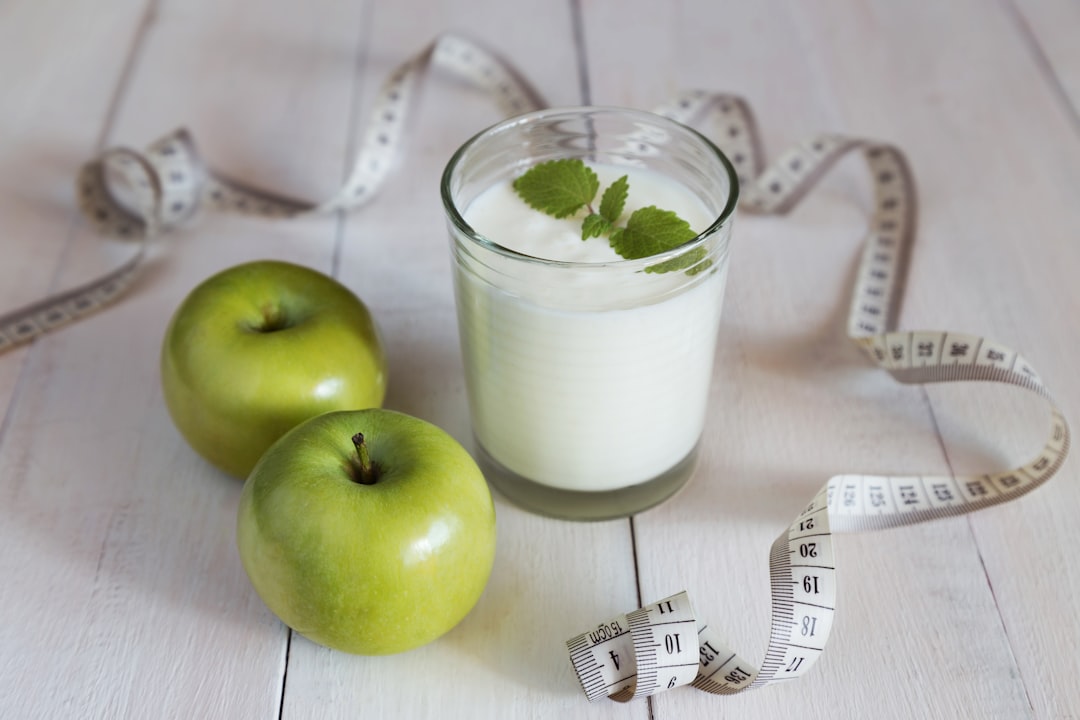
[{"left": 0, "top": 0, "right": 1076, "bottom": 718}]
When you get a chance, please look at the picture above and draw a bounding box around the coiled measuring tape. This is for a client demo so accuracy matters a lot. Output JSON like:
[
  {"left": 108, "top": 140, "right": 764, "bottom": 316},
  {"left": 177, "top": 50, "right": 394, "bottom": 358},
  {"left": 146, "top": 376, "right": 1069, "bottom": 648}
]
[{"left": 0, "top": 34, "right": 1069, "bottom": 704}]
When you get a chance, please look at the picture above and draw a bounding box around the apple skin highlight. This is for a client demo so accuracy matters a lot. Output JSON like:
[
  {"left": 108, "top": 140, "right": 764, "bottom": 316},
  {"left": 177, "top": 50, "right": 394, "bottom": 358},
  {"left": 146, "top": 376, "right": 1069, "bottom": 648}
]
[
  {"left": 236, "top": 409, "right": 497, "bottom": 655},
  {"left": 160, "top": 260, "right": 387, "bottom": 478}
]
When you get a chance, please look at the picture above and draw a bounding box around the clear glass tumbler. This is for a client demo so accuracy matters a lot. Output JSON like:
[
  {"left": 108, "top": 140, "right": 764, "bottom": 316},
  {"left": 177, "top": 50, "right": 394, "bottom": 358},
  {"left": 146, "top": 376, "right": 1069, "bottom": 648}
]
[{"left": 441, "top": 106, "right": 738, "bottom": 520}]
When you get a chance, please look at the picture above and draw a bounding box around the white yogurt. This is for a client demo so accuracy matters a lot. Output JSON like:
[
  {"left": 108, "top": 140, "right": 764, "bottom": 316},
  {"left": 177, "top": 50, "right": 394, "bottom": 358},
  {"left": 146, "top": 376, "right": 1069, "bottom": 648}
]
[{"left": 455, "top": 164, "right": 728, "bottom": 492}]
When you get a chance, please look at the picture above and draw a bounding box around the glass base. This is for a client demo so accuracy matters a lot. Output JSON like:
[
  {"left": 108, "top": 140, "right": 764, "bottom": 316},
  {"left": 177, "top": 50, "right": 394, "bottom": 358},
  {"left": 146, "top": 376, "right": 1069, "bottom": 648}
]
[{"left": 474, "top": 440, "right": 699, "bottom": 521}]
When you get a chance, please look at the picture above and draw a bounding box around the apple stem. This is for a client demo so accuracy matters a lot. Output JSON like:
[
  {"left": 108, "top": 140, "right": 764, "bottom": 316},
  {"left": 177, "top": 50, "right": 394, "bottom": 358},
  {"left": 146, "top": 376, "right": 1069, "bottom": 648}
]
[{"left": 350, "top": 432, "right": 379, "bottom": 485}]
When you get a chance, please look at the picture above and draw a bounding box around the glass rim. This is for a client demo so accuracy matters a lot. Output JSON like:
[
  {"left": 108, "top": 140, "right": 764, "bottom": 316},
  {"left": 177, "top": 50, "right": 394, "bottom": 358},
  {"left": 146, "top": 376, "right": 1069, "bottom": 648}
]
[{"left": 440, "top": 105, "right": 740, "bottom": 271}]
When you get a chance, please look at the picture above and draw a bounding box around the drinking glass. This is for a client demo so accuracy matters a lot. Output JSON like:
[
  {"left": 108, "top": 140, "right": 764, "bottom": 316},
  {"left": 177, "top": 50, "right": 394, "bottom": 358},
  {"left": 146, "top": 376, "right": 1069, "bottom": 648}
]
[{"left": 441, "top": 106, "right": 738, "bottom": 520}]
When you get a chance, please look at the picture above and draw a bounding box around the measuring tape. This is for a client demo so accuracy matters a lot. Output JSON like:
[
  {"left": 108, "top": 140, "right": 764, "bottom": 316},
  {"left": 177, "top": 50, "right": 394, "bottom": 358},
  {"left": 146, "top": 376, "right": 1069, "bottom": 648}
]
[{"left": 0, "top": 34, "right": 1069, "bottom": 704}]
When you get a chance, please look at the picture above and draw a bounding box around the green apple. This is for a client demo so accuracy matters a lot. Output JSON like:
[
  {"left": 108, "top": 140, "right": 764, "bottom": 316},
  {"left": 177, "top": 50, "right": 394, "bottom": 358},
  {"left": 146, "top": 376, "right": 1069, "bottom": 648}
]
[
  {"left": 237, "top": 408, "right": 496, "bottom": 655},
  {"left": 161, "top": 260, "right": 386, "bottom": 478}
]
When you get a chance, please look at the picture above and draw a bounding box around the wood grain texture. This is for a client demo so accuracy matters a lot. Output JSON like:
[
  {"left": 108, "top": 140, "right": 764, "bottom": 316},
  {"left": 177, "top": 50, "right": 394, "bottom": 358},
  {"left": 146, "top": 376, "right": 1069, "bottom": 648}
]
[{"left": 0, "top": 0, "right": 1076, "bottom": 717}]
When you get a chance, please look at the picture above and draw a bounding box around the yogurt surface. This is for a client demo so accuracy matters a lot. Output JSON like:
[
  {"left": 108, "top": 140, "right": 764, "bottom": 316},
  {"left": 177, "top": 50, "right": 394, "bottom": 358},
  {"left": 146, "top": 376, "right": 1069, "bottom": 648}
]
[{"left": 455, "top": 163, "right": 728, "bottom": 491}]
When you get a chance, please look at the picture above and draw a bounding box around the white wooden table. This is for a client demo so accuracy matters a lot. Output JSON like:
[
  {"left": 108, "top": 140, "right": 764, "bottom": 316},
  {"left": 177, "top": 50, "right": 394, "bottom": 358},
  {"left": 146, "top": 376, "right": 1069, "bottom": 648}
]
[{"left": 2, "top": 1, "right": 1078, "bottom": 717}]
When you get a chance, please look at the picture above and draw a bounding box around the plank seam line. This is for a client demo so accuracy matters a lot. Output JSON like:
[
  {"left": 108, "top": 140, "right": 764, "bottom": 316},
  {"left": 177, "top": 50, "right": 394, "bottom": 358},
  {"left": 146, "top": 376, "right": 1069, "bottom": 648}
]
[
  {"left": 331, "top": 0, "right": 376, "bottom": 282},
  {"left": 627, "top": 515, "right": 654, "bottom": 720},
  {"left": 568, "top": 0, "right": 592, "bottom": 106},
  {"left": 999, "top": 0, "right": 1080, "bottom": 134},
  {"left": 921, "top": 380, "right": 1031, "bottom": 714},
  {"left": 0, "top": 0, "right": 161, "bottom": 482},
  {"left": 967, "top": 517, "right": 1038, "bottom": 719},
  {"left": 277, "top": 629, "right": 293, "bottom": 720}
]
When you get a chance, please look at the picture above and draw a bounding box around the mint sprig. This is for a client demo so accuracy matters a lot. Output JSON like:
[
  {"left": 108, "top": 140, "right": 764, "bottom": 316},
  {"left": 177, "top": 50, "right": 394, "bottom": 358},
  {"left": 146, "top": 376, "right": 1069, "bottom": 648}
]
[
  {"left": 511, "top": 159, "right": 709, "bottom": 274},
  {"left": 511, "top": 158, "right": 599, "bottom": 219},
  {"left": 598, "top": 174, "right": 628, "bottom": 224}
]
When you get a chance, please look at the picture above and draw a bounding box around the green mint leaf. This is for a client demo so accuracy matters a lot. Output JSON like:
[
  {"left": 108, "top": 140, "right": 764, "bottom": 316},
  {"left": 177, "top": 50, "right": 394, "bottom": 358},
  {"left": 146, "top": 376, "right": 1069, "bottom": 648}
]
[
  {"left": 645, "top": 247, "right": 712, "bottom": 275},
  {"left": 512, "top": 158, "right": 599, "bottom": 219},
  {"left": 609, "top": 206, "right": 698, "bottom": 260},
  {"left": 581, "top": 213, "right": 611, "bottom": 240},
  {"left": 598, "top": 175, "right": 628, "bottom": 223},
  {"left": 512, "top": 162, "right": 706, "bottom": 276}
]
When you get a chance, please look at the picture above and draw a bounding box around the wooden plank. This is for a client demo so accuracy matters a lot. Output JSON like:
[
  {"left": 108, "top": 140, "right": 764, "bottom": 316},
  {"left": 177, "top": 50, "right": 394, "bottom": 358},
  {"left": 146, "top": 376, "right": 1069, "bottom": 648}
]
[
  {"left": 0, "top": 0, "right": 147, "bottom": 415},
  {"left": 281, "top": 2, "right": 648, "bottom": 717},
  {"left": 0, "top": 1, "right": 155, "bottom": 715},
  {"left": 0, "top": 0, "right": 375, "bottom": 715},
  {"left": 1010, "top": 0, "right": 1080, "bottom": 114},
  {"left": 793, "top": 2, "right": 1080, "bottom": 717},
  {"left": 577, "top": 0, "right": 1070, "bottom": 717}
]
